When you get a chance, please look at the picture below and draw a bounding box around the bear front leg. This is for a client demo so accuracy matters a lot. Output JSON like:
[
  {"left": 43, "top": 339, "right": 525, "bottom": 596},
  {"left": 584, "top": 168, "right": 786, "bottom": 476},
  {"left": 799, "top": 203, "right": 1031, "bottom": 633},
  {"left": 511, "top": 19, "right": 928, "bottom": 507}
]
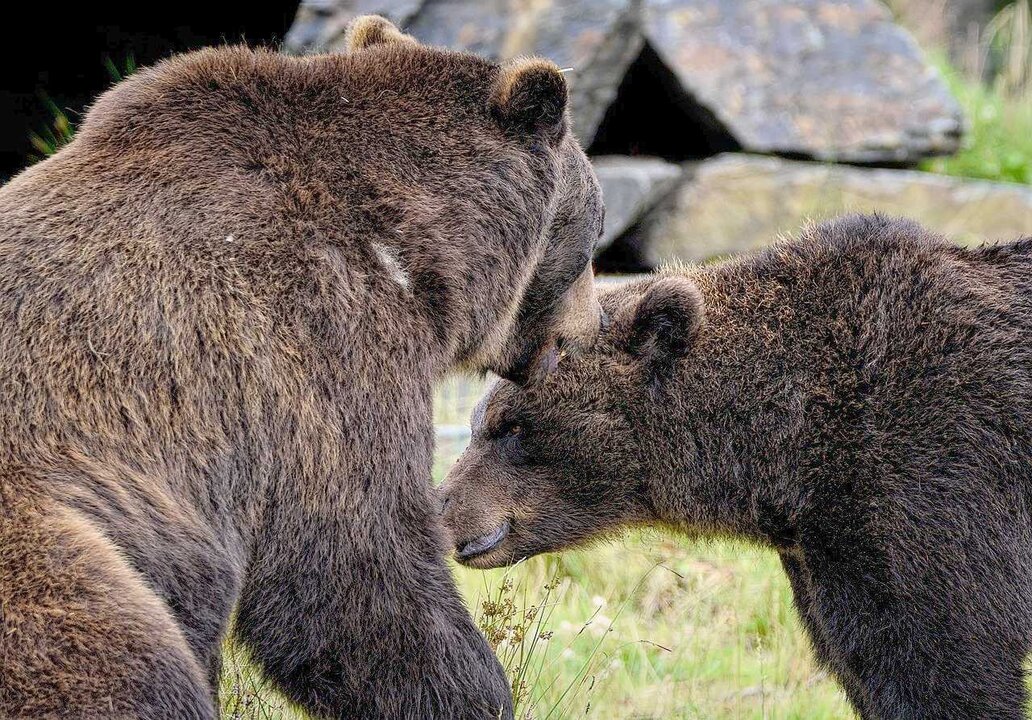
[
  {"left": 234, "top": 472, "right": 513, "bottom": 719},
  {"left": 779, "top": 551, "right": 878, "bottom": 719},
  {"left": 797, "top": 547, "right": 1029, "bottom": 720}
]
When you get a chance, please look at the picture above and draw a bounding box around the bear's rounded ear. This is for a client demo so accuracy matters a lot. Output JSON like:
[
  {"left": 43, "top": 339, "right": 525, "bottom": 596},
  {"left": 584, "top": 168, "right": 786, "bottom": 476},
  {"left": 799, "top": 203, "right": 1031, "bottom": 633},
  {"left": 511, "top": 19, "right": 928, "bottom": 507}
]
[
  {"left": 342, "top": 15, "right": 418, "bottom": 52},
  {"left": 489, "top": 58, "right": 568, "bottom": 141},
  {"left": 625, "top": 276, "right": 705, "bottom": 368}
]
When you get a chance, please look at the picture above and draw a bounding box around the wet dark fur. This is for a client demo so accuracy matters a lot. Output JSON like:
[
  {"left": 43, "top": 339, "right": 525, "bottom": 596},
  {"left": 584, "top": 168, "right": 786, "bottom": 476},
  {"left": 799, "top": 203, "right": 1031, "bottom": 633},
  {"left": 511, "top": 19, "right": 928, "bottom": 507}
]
[
  {"left": 443, "top": 215, "right": 1032, "bottom": 719},
  {"left": 0, "top": 18, "right": 604, "bottom": 720}
]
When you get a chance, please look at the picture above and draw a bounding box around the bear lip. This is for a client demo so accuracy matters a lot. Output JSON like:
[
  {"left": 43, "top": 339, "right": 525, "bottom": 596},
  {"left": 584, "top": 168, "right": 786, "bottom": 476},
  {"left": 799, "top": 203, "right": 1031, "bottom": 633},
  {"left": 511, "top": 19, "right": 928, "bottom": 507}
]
[{"left": 456, "top": 521, "right": 510, "bottom": 560}]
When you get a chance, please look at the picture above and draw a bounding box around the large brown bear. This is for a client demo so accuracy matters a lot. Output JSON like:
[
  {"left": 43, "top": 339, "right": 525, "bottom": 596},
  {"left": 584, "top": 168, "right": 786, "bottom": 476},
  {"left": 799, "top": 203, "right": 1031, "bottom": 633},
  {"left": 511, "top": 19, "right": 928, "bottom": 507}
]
[
  {"left": 0, "top": 16, "right": 604, "bottom": 720},
  {"left": 442, "top": 215, "right": 1032, "bottom": 720}
]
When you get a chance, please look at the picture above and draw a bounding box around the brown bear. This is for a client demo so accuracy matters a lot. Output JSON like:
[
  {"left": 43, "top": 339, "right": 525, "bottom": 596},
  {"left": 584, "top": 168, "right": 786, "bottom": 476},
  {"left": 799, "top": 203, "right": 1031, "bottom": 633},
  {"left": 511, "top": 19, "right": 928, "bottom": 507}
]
[
  {"left": 0, "top": 16, "right": 604, "bottom": 720},
  {"left": 441, "top": 215, "right": 1032, "bottom": 720}
]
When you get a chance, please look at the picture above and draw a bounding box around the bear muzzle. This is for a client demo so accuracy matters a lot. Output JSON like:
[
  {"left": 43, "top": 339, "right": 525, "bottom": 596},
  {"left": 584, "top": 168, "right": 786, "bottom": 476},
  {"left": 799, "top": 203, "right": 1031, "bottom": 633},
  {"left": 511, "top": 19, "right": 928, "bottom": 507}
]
[{"left": 455, "top": 520, "right": 511, "bottom": 562}]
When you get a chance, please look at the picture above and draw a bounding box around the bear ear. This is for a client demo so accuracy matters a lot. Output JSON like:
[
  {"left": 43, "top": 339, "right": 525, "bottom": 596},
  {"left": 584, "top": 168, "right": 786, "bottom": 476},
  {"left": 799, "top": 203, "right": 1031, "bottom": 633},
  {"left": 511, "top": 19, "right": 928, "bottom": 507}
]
[
  {"left": 342, "top": 15, "right": 418, "bottom": 52},
  {"left": 489, "top": 57, "right": 568, "bottom": 141},
  {"left": 624, "top": 276, "right": 705, "bottom": 370}
]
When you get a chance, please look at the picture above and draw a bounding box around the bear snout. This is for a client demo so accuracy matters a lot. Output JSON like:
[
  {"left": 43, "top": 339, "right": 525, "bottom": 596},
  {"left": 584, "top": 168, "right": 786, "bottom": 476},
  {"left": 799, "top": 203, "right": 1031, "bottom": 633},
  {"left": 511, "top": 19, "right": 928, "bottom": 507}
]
[
  {"left": 455, "top": 520, "right": 511, "bottom": 561},
  {"left": 439, "top": 475, "right": 514, "bottom": 566}
]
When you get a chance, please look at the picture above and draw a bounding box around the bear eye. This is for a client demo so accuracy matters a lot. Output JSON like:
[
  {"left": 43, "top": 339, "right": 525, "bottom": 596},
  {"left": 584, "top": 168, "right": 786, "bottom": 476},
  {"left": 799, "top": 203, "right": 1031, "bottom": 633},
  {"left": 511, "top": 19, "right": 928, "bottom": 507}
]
[
  {"left": 497, "top": 422, "right": 529, "bottom": 465},
  {"left": 493, "top": 422, "right": 525, "bottom": 441}
]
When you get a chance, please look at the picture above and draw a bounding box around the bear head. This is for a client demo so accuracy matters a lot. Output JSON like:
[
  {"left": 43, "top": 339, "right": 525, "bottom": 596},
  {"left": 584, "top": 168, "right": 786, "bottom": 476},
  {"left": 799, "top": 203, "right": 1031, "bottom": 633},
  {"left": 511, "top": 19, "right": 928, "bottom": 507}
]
[
  {"left": 440, "top": 275, "right": 705, "bottom": 568},
  {"left": 342, "top": 16, "right": 604, "bottom": 384}
]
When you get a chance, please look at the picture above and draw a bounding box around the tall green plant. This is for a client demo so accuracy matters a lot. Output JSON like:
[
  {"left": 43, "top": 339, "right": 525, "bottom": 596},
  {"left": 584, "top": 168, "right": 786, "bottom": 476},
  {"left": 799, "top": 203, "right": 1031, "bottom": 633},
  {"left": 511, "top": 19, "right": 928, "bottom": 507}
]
[
  {"left": 28, "top": 94, "right": 74, "bottom": 158},
  {"left": 31, "top": 54, "right": 138, "bottom": 159},
  {"left": 922, "top": 57, "right": 1032, "bottom": 184}
]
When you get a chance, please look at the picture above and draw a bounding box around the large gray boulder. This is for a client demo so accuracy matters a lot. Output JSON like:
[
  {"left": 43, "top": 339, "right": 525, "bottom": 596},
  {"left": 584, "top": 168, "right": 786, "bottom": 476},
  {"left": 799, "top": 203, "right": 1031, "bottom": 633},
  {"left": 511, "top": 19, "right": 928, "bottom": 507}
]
[
  {"left": 645, "top": 0, "right": 964, "bottom": 163},
  {"left": 640, "top": 154, "right": 1032, "bottom": 265},
  {"left": 285, "top": 0, "right": 965, "bottom": 163}
]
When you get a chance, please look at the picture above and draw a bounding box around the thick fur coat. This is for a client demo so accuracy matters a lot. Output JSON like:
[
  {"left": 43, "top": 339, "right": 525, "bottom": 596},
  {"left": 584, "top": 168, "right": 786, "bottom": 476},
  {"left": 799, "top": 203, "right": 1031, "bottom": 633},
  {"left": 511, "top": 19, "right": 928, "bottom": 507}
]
[
  {"left": 443, "top": 215, "right": 1032, "bottom": 719},
  {"left": 0, "top": 17, "right": 604, "bottom": 720}
]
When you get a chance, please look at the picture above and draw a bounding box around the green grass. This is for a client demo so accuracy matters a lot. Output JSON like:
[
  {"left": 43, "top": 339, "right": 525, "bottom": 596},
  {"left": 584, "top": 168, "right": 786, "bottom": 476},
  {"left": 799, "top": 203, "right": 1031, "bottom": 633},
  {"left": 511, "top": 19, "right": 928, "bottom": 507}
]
[
  {"left": 452, "top": 536, "right": 855, "bottom": 720},
  {"left": 920, "top": 59, "right": 1032, "bottom": 185},
  {"left": 219, "top": 642, "right": 306, "bottom": 720},
  {"left": 215, "top": 530, "right": 855, "bottom": 719}
]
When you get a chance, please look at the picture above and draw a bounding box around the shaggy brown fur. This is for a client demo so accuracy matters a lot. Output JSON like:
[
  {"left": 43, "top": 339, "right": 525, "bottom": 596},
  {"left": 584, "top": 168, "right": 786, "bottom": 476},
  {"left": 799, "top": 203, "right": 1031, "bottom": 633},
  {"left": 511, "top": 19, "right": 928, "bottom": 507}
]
[
  {"left": 0, "top": 16, "right": 604, "bottom": 719},
  {"left": 442, "top": 215, "right": 1032, "bottom": 720}
]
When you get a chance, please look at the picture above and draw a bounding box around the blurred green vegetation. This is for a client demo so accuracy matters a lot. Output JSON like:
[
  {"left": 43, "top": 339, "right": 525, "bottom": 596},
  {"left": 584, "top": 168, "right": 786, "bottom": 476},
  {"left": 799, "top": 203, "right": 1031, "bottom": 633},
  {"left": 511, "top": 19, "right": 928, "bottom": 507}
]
[
  {"left": 921, "top": 58, "right": 1032, "bottom": 184},
  {"left": 921, "top": 0, "right": 1031, "bottom": 184}
]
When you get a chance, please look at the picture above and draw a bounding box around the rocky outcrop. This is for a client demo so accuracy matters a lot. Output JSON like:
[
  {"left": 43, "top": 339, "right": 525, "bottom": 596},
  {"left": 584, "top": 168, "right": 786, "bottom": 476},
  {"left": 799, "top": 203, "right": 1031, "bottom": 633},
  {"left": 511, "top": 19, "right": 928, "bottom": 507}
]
[
  {"left": 644, "top": 0, "right": 964, "bottom": 163},
  {"left": 638, "top": 154, "right": 1032, "bottom": 264},
  {"left": 593, "top": 156, "right": 681, "bottom": 253},
  {"left": 286, "top": 0, "right": 964, "bottom": 163}
]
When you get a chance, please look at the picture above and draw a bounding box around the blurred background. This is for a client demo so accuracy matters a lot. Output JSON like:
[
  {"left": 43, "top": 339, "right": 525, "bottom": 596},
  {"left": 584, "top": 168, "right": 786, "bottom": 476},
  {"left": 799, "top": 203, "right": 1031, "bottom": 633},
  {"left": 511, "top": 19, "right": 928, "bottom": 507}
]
[{"left": 3, "top": 1, "right": 1030, "bottom": 718}]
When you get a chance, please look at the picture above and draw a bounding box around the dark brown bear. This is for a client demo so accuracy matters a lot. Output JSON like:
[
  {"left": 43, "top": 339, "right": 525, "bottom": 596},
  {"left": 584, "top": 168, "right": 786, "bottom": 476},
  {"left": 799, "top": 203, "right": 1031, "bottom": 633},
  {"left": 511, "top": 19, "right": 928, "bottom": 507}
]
[
  {"left": 442, "top": 215, "right": 1032, "bottom": 720},
  {"left": 0, "top": 16, "right": 604, "bottom": 720}
]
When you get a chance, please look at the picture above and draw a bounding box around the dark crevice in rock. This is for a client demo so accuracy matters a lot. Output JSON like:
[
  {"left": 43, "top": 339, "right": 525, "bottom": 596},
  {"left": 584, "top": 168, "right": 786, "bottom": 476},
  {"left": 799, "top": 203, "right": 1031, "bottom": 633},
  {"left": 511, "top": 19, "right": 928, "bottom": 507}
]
[
  {"left": 587, "top": 42, "right": 740, "bottom": 162},
  {"left": 594, "top": 195, "right": 670, "bottom": 274},
  {"left": 594, "top": 225, "right": 655, "bottom": 274}
]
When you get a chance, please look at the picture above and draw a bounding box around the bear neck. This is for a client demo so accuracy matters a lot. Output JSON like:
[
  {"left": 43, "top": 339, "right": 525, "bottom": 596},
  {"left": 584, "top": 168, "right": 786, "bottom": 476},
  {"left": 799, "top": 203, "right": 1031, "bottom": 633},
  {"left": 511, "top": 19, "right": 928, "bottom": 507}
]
[{"left": 641, "top": 236, "right": 893, "bottom": 550}]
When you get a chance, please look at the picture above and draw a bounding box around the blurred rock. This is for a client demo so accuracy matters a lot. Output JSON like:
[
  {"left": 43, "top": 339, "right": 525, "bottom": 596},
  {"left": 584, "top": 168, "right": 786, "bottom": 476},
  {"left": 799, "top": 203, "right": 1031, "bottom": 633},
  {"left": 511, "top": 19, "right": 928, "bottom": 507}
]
[
  {"left": 287, "top": 0, "right": 644, "bottom": 144},
  {"left": 592, "top": 156, "right": 681, "bottom": 253},
  {"left": 641, "top": 154, "right": 1032, "bottom": 265},
  {"left": 406, "top": 0, "right": 643, "bottom": 144},
  {"left": 644, "top": 0, "right": 964, "bottom": 163},
  {"left": 284, "top": 0, "right": 423, "bottom": 53}
]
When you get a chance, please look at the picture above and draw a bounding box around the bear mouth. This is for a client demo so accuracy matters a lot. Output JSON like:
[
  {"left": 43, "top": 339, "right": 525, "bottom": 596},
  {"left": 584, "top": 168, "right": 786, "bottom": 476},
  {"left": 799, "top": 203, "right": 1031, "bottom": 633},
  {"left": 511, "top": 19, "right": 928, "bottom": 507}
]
[{"left": 455, "top": 520, "right": 511, "bottom": 562}]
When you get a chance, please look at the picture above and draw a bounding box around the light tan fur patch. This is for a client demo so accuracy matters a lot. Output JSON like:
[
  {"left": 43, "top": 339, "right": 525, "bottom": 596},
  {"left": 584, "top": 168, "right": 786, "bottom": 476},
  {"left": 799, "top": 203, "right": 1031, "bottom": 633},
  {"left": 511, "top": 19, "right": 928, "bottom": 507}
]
[
  {"left": 343, "top": 15, "right": 418, "bottom": 52},
  {"left": 493, "top": 57, "right": 563, "bottom": 108}
]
